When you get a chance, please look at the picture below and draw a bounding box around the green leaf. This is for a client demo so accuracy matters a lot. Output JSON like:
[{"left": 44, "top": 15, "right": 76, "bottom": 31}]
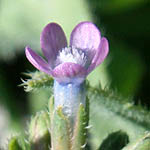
[
  {"left": 122, "top": 132, "right": 150, "bottom": 150},
  {"left": 88, "top": 85, "right": 149, "bottom": 149}
]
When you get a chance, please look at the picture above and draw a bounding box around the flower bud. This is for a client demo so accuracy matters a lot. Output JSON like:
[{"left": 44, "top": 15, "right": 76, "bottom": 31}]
[
  {"left": 8, "top": 137, "right": 22, "bottom": 150},
  {"left": 29, "top": 111, "right": 50, "bottom": 150}
]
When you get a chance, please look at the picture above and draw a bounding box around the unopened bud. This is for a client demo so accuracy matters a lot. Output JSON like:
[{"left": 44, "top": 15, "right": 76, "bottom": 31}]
[
  {"left": 29, "top": 111, "right": 50, "bottom": 150},
  {"left": 8, "top": 136, "right": 22, "bottom": 150}
]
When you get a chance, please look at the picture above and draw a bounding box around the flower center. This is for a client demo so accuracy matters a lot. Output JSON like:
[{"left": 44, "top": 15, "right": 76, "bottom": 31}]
[{"left": 55, "top": 47, "right": 88, "bottom": 67}]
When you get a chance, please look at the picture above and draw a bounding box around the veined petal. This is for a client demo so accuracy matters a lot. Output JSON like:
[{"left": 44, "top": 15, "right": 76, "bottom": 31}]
[
  {"left": 52, "top": 62, "right": 87, "bottom": 84},
  {"left": 25, "top": 46, "right": 52, "bottom": 75},
  {"left": 70, "top": 21, "right": 101, "bottom": 60},
  {"left": 87, "top": 37, "right": 109, "bottom": 74},
  {"left": 40, "top": 23, "right": 67, "bottom": 68}
]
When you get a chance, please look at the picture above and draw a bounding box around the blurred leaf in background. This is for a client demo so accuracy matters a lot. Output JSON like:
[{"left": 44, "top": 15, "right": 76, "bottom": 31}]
[
  {"left": 0, "top": 0, "right": 92, "bottom": 60},
  {"left": 87, "top": 0, "right": 150, "bottom": 100},
  {"left": 93, "top": 0, "right": 146, "bottom": 14}
]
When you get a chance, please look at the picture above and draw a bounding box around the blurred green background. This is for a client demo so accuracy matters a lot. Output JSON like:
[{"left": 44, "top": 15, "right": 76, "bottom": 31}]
[{"left": 0, "top": 0, "right": 149, "bottom": 148}]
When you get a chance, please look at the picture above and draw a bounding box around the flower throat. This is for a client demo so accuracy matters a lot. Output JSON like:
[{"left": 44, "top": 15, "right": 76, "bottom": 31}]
[{"left": 55, "top": 47, "right": 88, "bottom": 67}]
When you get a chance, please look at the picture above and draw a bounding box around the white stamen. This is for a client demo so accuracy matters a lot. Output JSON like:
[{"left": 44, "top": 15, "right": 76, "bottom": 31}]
[{"left": 55, "top": 47, "right": 88, "bottom": 67}]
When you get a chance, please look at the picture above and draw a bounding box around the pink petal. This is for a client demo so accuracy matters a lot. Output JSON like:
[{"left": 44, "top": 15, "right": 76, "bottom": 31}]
[
  {"left": 40, "top": 23, "right": 67, "bottom": 68},
  {"left": 87, "top": 37, "right": 109, "bottom": 74},
  {"left": 52, "top": 62, "right": 87, "bottom": 84},
  {"left": 70, "top": 21, "right": 101, "bottom": 60},
  {"left": 25, "top": 46, "right": 52, "bottom": 75}
]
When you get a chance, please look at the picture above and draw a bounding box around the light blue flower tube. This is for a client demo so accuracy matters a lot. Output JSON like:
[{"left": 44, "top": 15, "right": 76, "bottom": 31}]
[{"left": 54, "top": 80, "right": 86, "bottom": 124}]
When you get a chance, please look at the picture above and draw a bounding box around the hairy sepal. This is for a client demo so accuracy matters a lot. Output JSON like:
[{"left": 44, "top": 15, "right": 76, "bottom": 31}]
[
  {"left": 71, "top": 97, "right": 89, "bottom": 150},
  {"left": 51, "top": 107, "right": 71, "bottom": 150}
]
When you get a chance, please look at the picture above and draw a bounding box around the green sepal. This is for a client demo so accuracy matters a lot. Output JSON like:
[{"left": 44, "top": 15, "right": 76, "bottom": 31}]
[
  {"left": 8, "top": 136, "right": 23, "bottom": 150},
  {"left": 122, "top": 132, "right": 150, "bottom": 150},
  {"left": 49, "top": 95, "right": 55, "bottom": 119},
  {"left": 98, "top": 130, "right": 129, "bottom": 150},
  {"left": 51, "top": 107, "right": 71, "bottom": 150},
  {"left": 28, "top": 111, "right": 51, "bottom": 150},
  {"left": 21, "top": 71, "right": 53, "bottom": 92},
  {"left": 85, "top": 96, "right": 89, "bottom": 127},
  {"left": 71, "top": 97, "right": 89, "bottom": 150}
]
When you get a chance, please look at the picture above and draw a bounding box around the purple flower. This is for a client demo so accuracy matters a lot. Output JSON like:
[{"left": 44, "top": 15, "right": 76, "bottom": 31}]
[{"left": 25, "top": 21, "right": 109, "bottom": 84}]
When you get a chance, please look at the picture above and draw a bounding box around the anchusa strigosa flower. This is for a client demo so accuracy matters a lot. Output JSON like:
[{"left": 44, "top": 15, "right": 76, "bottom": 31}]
[{"left": 25, "top": 21, "right": 109, "bottom": 123}]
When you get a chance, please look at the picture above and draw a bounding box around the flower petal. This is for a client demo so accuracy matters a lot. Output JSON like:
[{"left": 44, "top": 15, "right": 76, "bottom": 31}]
[
  {"left": 25, "top": 46, "right": 52, "bottom": 75},
  {"left": 87, "top": 37, "right": 109, "bottom": 74},
  {"left": 52, "top": 62, "right": 87, "bottom": 84},
  {"left": 70, "top": 21, "right": 101, "bottom": 59},
  {"left": 40, "top": 23, "right": 67, "bottom": 68}
]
